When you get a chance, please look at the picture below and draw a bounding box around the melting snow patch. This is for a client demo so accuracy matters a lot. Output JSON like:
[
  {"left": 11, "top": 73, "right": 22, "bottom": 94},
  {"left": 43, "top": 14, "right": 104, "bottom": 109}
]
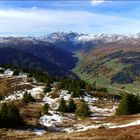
[
  {"left": 28, "top": 86, "right": 43, "bottom": 99},
  {"left": 84, "top": 96, "right": 98, "bottom": 103},
  {"left": 43, "top": 90, "right": 70, "bottom": 109},
  {"left": 89, "top": 106, "right": 116, "bottom": 116},
  {"left": 43, "top": 93, "right": 59, "bottom": 108},
  {"left": 3, "top": 86, "right": 44, "bottom": 101},
  {"left": 109, "top": 120, "right": 140, "bottom": 129},
  {"left": 71, "top": 123, "right": 112, "bottom": 132},
  {"left": 59, "top": 90, "right": 71, "bottom": 100},
  {"left": 39, "top": 111, "right": 68, "bottom": 131},
  {"left": 34, "top": 129, "right": 46, "bottom": 136},
  {"left": 4, "top": 91, "right": 24, "bottom": 101},
  {"left": 4, "top": 69, "right": 13, "bottom": 76},
  {"left": 19, "top": 72, "right": 28, "bottom": 77}
]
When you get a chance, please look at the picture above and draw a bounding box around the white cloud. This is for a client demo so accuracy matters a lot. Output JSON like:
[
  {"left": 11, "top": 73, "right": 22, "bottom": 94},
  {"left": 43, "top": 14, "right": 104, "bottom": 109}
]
[
  {"left": 91, "top": 0, "right": 105, "bottom": 6},
  {"left": 0, "top": 8, "right": 139, "bottom": 36}
]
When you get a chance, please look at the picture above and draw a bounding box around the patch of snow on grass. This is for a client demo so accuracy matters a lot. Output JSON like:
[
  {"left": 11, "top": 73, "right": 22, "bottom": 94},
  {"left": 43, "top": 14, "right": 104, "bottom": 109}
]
[
  {"left": 43, "top": 92, "right": 59, "bottom": 108},
  {"left": 109, "top": 120, "right": 140, "bottom": 129},
  {"left": 73, "top": 119, "right": 140, "bottom": 132},
  {"left": 39, "top": 111, "right": 68, "bottom": 131},
  {"left": 43, "top": 90, "right": 70, "bottom": 109},
  {"left": 4, "top": 91, "right": 24, "bottom": 101},
  {"left": 59, "top": 90, "right": 71, "bottom": 100},
  {"left": 34, "top": 129, "right": 46, "bottom": 136},
  {"left": 28, "top": 86, "right": 44, "bottom": 99},
  {"left": 4, "top": 69, "right": 13, "bottom": 76},
  {"left": 19, "top": 72, "right": 28, "bottom": 77},
  {"left": 90, "top": 106, "right": 116, "bottom": 116},
  {"left": 72, "top": 122, "right": 112, "bottom": 132},
  {"left": 84, "top": 95, "right": 98, "bottom": 103},
  {"left": 3, "top": 86, "right": 44, "bottom": 102}
]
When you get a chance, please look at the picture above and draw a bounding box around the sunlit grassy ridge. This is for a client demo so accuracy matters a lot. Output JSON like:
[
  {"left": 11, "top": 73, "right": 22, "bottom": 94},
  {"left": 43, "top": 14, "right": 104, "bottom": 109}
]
[{"left": 73, "top": 45, "right": 140, "bottom": 94}]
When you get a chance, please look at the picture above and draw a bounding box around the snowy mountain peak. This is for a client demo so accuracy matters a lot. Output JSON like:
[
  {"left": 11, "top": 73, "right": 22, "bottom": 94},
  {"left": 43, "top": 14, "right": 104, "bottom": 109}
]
[{"left": 40, "top": 32, "right": 140, "bottom": 44}]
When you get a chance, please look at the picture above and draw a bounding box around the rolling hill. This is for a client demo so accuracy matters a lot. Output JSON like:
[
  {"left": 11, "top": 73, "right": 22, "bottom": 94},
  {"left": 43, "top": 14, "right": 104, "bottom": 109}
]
[{"left": 73, "top": 39, "right": 140, "bottom": 94}]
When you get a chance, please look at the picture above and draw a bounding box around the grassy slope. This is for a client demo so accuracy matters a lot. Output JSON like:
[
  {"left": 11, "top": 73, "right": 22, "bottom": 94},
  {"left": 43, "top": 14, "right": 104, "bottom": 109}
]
[
  {"left": 73, "top": 51, "right": 112, "bottom": 93},
  {"left": 1, "top": 113, "right": 140, "bottom": 140},
  {"left": 0, "top": 77, "right": 33, "bottom": 96},
  {"left": 73, "top": 51, "right": 140, "bottom": 94}
]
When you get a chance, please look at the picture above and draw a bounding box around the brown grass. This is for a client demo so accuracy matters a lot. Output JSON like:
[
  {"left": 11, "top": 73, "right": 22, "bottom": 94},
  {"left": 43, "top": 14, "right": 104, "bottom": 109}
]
[
  {"left": 20, "top": 102, "right": 43, "bottom": 126},
  {"left": 0, "top": 77, "right": 33, "bottom": 96},
  {"left": 1, "top": 124, "right": 140, "bottom": 140}
]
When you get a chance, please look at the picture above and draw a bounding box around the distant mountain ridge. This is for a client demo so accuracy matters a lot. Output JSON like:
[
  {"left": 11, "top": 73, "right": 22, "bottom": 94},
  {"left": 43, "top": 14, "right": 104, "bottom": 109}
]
[
  {"left": 0, "top": 36, "right": 78, "bottom": 76},
  {"left": 1, "top": 32, "right": 140, "bottom": 79},
  {"left": 39, "top": 32, "right": 140, "bottom": 50}
]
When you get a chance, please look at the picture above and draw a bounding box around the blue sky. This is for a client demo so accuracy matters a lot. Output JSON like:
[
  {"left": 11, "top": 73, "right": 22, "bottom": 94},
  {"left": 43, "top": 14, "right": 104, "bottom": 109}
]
[{"left": 0, "top": 0, "right": 140, "bottom": 36}]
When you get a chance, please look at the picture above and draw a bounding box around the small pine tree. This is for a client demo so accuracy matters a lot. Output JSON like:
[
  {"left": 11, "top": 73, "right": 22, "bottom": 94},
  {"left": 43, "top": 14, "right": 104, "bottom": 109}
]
[
  {"left": 0, "top": 95, "right": 3, "bottom": 100},
  {"left": 72, "top": 87, "right": 81, "bottom": 97},
  {"left": 7, "top": 103, "right": 23, "bottom": 127},
  {"left": 43, "top": 86, "right": 51, "bottom": 93},
  {"left": 0, "top": 103, "right": 7, "bottom": 126},
  {"left": 43, "top": 82, "right": 52, "bottom": 93},
  {"left": 92, "top": 81, "right": 97, "bottom": 91},
  {"left": 22, "top": 91, "right": 35, "bottom": 103},
  {"left": 75, "top": 100, "right": 91, "bottom": 117},
  {"left": 116, "top": 93, "right": 140, "bottom": 115},
  {"left": 0, "top": 103, "right": 24, "bottom": 128},
  {"left": 67, "top": 98, "right": 76, "bottom": 113},
  {"left": 0, "top": 69, "right": 4, "bottom": 74},
  {"left": 130, "top": 94, "right": 140, "bottom": 114},
  {"left": 43, "top": 103, "right": 49, "bottom": 114},
  {"left": 13, "top": 69, "right": 20, "bottom": 76},
  {"left": 57, "top": 98, "right": 68, "bottom": 113}
]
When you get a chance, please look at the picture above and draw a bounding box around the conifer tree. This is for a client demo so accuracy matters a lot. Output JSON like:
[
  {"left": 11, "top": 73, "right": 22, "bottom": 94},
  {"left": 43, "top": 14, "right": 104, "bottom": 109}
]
[
  {"left": 0, "top": 103, "right": 24, "bottom": 128},
  {"left": 13, "top": 69, "right": 20, "bottom": 76},
  {"left": 116, "top": 93, "right": 140, "bottom": 115},
  {"left": 43, "top": 86, "right": 51, "bottom": 93},
  {"left": 75, "top": 100, "right": 91, "bottom": 117},
  {"left": 22, "top": 91, "right": 35, "bottom": 103},
  {"left": 0, "top": 95, "right": 3, "bottom": 100},
  {"left": 72, "top": 86, "right": 81, "bottom": 97},
  {"left": 43, "top": 103, "right": 49, "bottom": 114},
  {"left": 67, "top": 98, "right": 76, "bottom": 112},
  {"left": 57, "top": 97, "right": 68, "bottom": 113}
]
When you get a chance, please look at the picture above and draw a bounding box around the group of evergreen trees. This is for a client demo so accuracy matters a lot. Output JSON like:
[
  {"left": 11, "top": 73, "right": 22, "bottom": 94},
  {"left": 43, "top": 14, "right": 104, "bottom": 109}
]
[
  {"left": 57, "top": 98, "right": 76, "bottom": 113},
  {"left": 59, "top": 78, "right": 107, "bottom": 98},
  {"left": 22, "top": 91, "right": 35, "bottom": 103},
  {"left": 57, "top": 98, "right": 90, "bottom": 117},
  {"left": 59, "top": 78, "right": 86, "bottom": 97},
  {"left": 28, "top": 70, "right": 57, "bottom": 84},
  {"left": 0, "top": 103, "right": 24, "bottom": 128}
]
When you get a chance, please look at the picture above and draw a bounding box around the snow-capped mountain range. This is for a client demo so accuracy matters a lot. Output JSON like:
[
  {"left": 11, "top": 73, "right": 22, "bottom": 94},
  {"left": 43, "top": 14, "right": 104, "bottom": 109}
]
[
  {"left": 40, "top": 32, "right": 140, "bottom": 42},
  {"left": 39, "top": 32, "right": 140, "bottom": 50},
  {"left": 0, "top": 32, "right": 140, "bottom": 50}
]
